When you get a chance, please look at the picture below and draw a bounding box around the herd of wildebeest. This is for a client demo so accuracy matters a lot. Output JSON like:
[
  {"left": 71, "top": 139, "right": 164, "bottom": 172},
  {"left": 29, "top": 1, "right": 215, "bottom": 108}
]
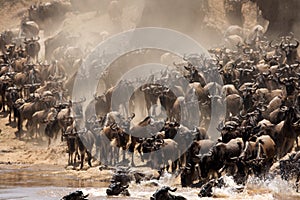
[{"left": 0, "top": 0, "right": 300, "bottom": 199}]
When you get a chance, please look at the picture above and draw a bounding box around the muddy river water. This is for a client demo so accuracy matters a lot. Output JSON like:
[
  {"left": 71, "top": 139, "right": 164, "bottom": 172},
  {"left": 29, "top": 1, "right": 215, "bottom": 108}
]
[{"left": 0, "top": 163, "right": 299, "bottom": 200}]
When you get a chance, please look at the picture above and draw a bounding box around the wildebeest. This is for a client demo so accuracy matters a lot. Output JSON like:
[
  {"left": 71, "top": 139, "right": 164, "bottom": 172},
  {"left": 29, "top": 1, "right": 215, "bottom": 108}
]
[
  {"left": 239, "top": 135, "right": 276, "bottom": 178},
  {"left": 279, "top": 151, "right": 300, "bottom": 192},
  {"left": 61, "top": 190, "right": 89, "bottom": 200},
  {"left": 261, "top": 107, "right": 299, "bottom": 158},
  {"left": 44, "top": 30, "right": 75, "bottom": 60},
  {"left": 199, "top": 138, "right": 244, "bottom": 180},
  {"left": 106, "top": 167, "right": 131, "bottom": 196},
  {"left": 150, "top": 186, "right": 187, "bottom": 200},
  {"left": 20, "top": 17, "right": 39, "bottom": 38},
  {"left": 63, "top": 126, "right": 94, "bottom": 169},
  {"left": 5, "top": 86, "right": 21, "bottom": 123},
  {"left": 17, "top": 95, "right": 48, "bottom": 135},
  {"left": 28, "top": 1, "right": 72, "bottom": 35},
  {"left": 0, "top": 30, "right": 13, "bottom": 53},
  {"left": 108, "top": 0, "right": 123, "bottom": 23},
  {"left": 24, "top": 37, "right": 41, "bottom": 62}
]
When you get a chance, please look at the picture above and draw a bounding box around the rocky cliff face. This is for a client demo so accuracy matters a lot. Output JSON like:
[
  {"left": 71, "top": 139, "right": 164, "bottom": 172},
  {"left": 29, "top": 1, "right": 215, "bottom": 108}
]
[
  {"left": 253, "top": 0, "right": 300, "bottom": 37},
  {"left": 1, "top": 0, "right": 299, "bottom": 49},
  {"left": 137, "top": 0, "right": 300, "bottom": 46},
  {"left": 136, "top": 0, "right": 225, "bottom": 47}
]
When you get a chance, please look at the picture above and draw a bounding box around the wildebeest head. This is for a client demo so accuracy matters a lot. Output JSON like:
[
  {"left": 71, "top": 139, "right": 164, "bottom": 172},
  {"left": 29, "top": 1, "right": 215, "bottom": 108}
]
[
  {"left": 199, "top": 152, "right": 213, "bottom": 178},
  {"left": 106, "top": 182, "right": 129, "bottom": 196},
  {"left": 180, "top": 163, "right": 199, "bottom": 187}
]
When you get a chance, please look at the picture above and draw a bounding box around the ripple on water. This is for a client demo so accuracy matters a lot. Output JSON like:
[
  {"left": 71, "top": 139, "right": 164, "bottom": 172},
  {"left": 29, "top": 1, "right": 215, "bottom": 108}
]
[{"left": 0, "top": 165, "right": 300, "bottom": 199}]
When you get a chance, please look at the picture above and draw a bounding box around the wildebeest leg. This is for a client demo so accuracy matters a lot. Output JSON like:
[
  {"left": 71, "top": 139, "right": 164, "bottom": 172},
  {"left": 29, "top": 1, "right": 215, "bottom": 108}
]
[
  {"left": 38, "top": 123, "right": 46, "bottom": 140},
  {"left": 119, "top": 104, "right": 128, "bottom": 119},
  {"left": 74, "top": 150, "right": 79, "bottom": 166},
  {"left": 17, "top": 114, "right": 23, "bottom": 136},
  {"left": 130, "top": 152, "right": 135, "bottom": 167},
  {"left": 135, "top": 144, "right": 144, "bottom": 163},
  {"left": 13, "top": 106, "right": 18, "bottom": 123},
  {"left": 165, "top": 163, "right": 170, "bottom": 173},
  {"left": 223, "top": 162, "right": 236, "bottom": 177},
  {"left": 108, "top": 146, "right": 113, "bottom": 165},
  {"left": 121, "top": 148, "right": 126, "bottom": 163},
  {"left": 80, "top": 151, "right": 85, "bottom": 169},
  {"left": 87, "top": 151, "right": 92, "bottom": 167},
  {"left": 115, "top": 147, "right": 120, "bottom": 165},
  {"left": 234, "top": 160, "right": 248, "bottom": 185},
  {"left": 111, "top": 147, "right": 117, "bottom": 165},
  {"left": 172, "top": 159, "right": 178, "bottom": 173},
  {"left": 69, "top": 152, "right": 73, "bottom": 165},
  {"left": 37, "top": 124, "right": 43, "bottom": 139},
  {"left": 296, "top": 138, "right": 300, "bottom": 151},
  {"left": 1, "top": 94, "right": 6, "bottom": 112},
  {"left": 8, "top": 107, "right": 11, "bottom": 123},
  {"left": 100, "top": 143, "right": 107, "bottom": 164},
  {"left": 179, "top": 153, "right": 186, "bottom": 169},
  {"left": 32, "top": 123, "right": 38, "bottom": 139},
  {"left": 61, "top": 128, "right": 65, "bottom": 142},
  {"left": 128, "top": 142, "right": 136, "bottom": 166},
  {"left": 296, "top": 175, "right": 299, "bottom": 192},
  {"left": 26, "top": 120, "right": 34, "bottom": 138}
]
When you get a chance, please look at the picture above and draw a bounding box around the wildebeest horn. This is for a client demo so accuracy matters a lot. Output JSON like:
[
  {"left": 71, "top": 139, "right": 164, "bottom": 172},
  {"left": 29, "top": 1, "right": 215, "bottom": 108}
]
[
  {"left": 128, "top": 113, "right": 135, "bottom": 121},
  {"left": 140, "top": 86, "right": 149, "bottom": 91},
  {"left": 257, "top": 105, "right": 267, "bottom": 112},
  {"left": 280, "top": 105, "right": 288, "bottom": 112},
  {"left": 48, "top": 75, "right": 54, "bottom": 81},
  {"left": 291, "top": 38, "right": 299, "bottom": 48},
  {"left": 203, "top": 58, "right": 210, "bottom": 68},
  {"left": 269, "top": 40, "right": 279, "bottom": 48},
  {"left": 280, "top": 40, "right": 289, "bottom": 49},
  {"left": 163, "top": 88, "right": 170, "bottom": 93},
  {"left": 243, "top": 47, "right": 252, "bottom": 54},
  {"left": 94, "top": 94, "right": 101, "bottom": 100},
  {"left": 184, "top": 65, "right": 191, "bottom": 71},
  {"left": 78, "top": 97, "right": 86, "bottom": 103},
  {"left": 96, "top": 116, "right": 103, "bottom": 123},
  {"left": 183, "top": 54, "right": 188, "bottom": 61},
  {"left": 216, "top": 121, "right": 224, "bottom": 132},
  {"left": 229, "top": 157, "right": 239, "bottom": 161},
  {"left": 87, "top": 115, "right": 96, "bottom": 123},
  {"left": 289, "top": 77, "right": 298, "bottom": 81},
  {"left": 110, "top": 123, "right": 117, "bottom": 130},
  {"left": 208, "top": 94, "right": 222, "bottom": 99},
  {"left": 155, "top": 138, "right": 164, "bottom": 145},
  {"left": 279, "top": 77, "right": 288, "bottom": 84},
  {"left": 239, "top": 111, "right": 248, "bottom": 119},
  {"left": 263, "top": 55, "right": 272, "bottom": 62},
  {"left": 33, "top": 36, "right": 40, "bottom": 41},
  {"left": 262, "top": 71, "right": 271, "bottom": 76},
  {"left": 293, "top": 120, "right": 300, "bottom": 127},
  {"left": 168, "top": 187, "right": 177, "bottom": 192},
  {"left": 224, "top": 125, "right": 235, "bottom": 130},
  {"left": 24, "top": 37, "right": 30, "bottom": 43}
]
